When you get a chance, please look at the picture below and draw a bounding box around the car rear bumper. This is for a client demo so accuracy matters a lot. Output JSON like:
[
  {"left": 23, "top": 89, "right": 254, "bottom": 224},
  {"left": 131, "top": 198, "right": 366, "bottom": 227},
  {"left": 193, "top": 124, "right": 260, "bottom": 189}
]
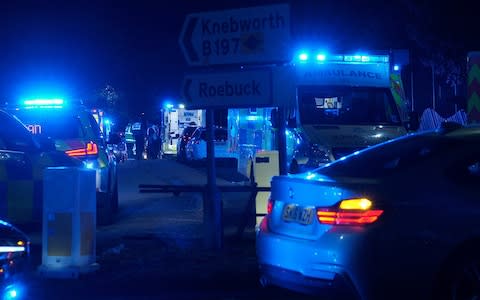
[
  {"left": 256, "top": 218, "right": 368, "bottom": 299},
  {"left": 259, "top": 264, "right": 360, "bottom": 300}
]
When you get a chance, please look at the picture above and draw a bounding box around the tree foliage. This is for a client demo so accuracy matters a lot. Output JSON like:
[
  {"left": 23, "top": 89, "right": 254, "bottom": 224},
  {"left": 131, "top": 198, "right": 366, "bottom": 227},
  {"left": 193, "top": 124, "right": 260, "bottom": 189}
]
[
  {"left": 402, "top": 0, "right": 467, "bottom": 89},
  {"left": 98, "top": 84, "right": 119, "bottom": 110}
]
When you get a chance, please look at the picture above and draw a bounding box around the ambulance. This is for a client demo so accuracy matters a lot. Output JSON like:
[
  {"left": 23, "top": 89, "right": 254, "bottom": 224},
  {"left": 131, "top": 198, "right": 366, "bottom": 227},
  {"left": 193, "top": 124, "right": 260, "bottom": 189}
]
[{"left": 231, "top": 50, "right": 414, "bottom": 174}]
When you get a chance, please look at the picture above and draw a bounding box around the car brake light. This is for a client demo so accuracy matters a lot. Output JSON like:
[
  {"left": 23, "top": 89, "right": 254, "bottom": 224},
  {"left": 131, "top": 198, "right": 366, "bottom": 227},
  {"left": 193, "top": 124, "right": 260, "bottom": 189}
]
[
  {"left": 316, "top": 198, "right": 383, "bottom": 225},
  {"left": 65, "top": 142, "right": 99, "bottom": 157},
  {"left": 267, "top": 197, "right": 274, "bottom": 214}
]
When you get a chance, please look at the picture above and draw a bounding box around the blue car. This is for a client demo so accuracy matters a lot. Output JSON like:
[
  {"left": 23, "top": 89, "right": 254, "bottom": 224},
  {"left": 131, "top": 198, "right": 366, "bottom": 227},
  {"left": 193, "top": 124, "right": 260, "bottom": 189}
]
[{"left": 257, "top": 124, "right": 480, "bottom": 300}]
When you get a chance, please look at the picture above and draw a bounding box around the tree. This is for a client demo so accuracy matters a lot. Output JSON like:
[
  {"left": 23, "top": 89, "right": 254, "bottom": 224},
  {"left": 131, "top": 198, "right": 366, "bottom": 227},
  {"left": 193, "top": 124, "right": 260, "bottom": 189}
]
[
  {"left": 402, "top": 0, "right": 468, "bottom": 110},
  {"left": 98, "top": 84, "right": 119, "bottom": 110}
]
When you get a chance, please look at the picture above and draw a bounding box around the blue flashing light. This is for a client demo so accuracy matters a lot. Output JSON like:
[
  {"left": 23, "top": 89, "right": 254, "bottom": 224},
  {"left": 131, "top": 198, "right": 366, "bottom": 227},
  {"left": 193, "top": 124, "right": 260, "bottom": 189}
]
[
  {"left": 298, "top": 52, "right": 309, "bottom": 61},
  {"left": 316, "top": 54, "right": 326, "bottom": 61},
  {"left": 245, "top": 115, "right": 261, "bottom": 121},
  {"left": 23, "top": 98, "right": 63, "bottom": 106},
  {"left": 104, "top": 119, "right": 111, "bottom": 125},
  {"left": 179, "top": 104, "right": 185, "bottom": 109},
  {"left": 6, "top": 289, "right": 17, "bottom": 299},
  {"left": 165, "top": 103, "right": 174, "bottom": 109},
  {"left": 3, "top": 284, "right": 22, "bottom": 300},
  {"left": 393, "top": 64, "right": 400, "bottom": 71},
  {"left": 22, "top": 98, "right": 64, "bottom": 109},
  {"left": 295, "top": 51, "right": 390, "bottom": 64}
]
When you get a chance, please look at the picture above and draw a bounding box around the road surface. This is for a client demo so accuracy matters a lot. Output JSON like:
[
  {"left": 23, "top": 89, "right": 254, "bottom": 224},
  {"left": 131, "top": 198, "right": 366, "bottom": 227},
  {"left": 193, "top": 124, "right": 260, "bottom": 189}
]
[{"left": 22, "top": 159, "right": 316, "bottom": 300}]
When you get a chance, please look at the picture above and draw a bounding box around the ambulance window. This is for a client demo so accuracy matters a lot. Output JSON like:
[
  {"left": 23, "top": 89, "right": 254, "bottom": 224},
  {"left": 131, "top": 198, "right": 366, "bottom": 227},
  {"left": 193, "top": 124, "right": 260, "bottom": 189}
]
[{"left": 299, "top": 86, "right": 401, "bottom": 126}]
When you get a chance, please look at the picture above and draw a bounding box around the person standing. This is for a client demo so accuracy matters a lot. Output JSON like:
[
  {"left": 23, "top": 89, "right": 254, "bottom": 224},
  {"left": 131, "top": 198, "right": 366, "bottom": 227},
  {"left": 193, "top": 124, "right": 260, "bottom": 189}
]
[
  {"left": 132, "top": 115, "right": 146, "bottom": 160},
  {"left": 147, "top": 124, "right": 161, "bottom": 159}
]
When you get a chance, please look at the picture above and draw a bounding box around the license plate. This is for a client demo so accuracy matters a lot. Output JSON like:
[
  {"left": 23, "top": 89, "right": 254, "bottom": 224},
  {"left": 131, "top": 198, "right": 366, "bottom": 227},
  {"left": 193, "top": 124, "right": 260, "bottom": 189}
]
[{"left": 282, "top": 204, "right": 314, "bottom": 225}]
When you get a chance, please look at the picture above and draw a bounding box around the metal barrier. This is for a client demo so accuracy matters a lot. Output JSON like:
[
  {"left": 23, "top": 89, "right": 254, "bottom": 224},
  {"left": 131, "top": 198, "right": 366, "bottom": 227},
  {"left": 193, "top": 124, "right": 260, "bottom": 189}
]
[{"left": 138, "top": 164, "right": 270, "bottom": 239}]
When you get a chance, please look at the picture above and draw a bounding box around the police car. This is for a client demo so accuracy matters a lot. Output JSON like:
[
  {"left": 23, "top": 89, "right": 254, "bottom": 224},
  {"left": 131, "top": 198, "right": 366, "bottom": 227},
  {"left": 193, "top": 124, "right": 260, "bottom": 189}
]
[
  {"left": 0, "top": 109, "right": 82, "bottom": 225},
  {"left": 6, "top": 99, "right": 118, "bottom": 225},
  {"left": 0, "top": 218, "right": 30, "bottom": 299}
]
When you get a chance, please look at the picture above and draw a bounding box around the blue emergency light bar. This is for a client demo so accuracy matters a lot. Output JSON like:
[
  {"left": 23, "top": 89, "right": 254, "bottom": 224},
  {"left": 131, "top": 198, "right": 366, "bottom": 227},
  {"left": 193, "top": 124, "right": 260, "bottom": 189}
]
[
  {"left": 296, "top": 52, "right": 389, "bottom": 64},
  {"left": 22, "top": 98, "right": 64, "bottom": 109}
]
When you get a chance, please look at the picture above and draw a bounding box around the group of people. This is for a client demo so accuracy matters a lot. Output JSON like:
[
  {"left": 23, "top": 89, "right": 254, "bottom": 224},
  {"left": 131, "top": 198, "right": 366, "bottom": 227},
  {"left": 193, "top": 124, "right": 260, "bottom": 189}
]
[{"left": 131, "top": 117, "right": 162, "bottom": 160}]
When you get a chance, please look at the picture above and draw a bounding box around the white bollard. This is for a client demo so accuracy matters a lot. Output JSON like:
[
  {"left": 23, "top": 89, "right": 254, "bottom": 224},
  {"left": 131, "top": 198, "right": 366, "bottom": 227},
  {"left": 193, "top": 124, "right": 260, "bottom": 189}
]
[{"left": 38, "top": 167, "right": 99, "bottom": 278}]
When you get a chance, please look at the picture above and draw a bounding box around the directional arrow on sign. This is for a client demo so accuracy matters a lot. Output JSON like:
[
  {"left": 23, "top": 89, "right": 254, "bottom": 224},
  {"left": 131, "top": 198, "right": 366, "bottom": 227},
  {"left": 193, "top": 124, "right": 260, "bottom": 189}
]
[
  {"left": 179, "top": 4, "right": 291, "bottom": 66},
  {"left": 180, "top": 17, "right": 199, "bottom": 64}
]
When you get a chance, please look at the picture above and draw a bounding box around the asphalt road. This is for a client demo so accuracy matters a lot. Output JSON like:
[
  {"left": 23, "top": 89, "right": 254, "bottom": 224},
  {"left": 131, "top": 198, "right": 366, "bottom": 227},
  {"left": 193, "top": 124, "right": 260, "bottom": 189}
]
[{"left": 20, "top": 159, "right": 318, "bottom": 300}]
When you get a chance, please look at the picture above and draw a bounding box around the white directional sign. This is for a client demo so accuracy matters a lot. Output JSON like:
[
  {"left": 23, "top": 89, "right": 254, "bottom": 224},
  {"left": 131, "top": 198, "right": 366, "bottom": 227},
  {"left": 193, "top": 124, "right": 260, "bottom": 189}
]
[
  {"left": 182, "top": 67, "right": 295, "bottom": 109},
  {"left": 179, "top": 4, "right": 291, "bottom": 66}
]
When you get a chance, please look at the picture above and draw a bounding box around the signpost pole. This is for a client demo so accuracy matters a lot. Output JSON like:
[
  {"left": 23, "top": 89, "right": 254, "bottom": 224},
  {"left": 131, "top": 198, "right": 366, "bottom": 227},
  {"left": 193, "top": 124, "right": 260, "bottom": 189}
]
[
  {"left": 277, "top": 107, "right": 288, "bottom": 175},
  {"left": 205, "top": 108, "right": 223, "bottom": 250}
]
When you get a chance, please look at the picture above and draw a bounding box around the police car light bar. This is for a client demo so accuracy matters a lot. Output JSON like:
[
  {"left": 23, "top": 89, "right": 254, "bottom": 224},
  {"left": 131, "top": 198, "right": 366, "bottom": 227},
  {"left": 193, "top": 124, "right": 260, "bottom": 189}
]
[
  {"left": 0, "top": 246, "right": 25, "bottom": 253},
  {"left": 22, "top": 98, "right": 64, "bottom": 109}
]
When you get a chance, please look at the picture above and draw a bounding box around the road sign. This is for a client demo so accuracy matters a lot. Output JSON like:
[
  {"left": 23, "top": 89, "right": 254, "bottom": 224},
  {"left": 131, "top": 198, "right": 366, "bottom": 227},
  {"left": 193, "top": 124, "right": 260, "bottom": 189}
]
[
  {"left": 182, "top": 67, "right": 295, "bottom": 109},
  {"left": 179, "top": 4, "right": 291, "bottom": 66}
]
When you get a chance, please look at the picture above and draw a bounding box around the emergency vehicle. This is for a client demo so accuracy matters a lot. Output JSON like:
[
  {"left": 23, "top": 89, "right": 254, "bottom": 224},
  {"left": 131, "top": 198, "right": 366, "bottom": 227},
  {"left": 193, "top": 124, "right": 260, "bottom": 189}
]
[
  {"left": 231, "top": 51, "right": 413, "bottom": 173},
  {"left": 0, "top": 109, "right": 82, "bottom": 225},
  {"left": 5, "top": 99, "right": 118, "bottom": 225}
]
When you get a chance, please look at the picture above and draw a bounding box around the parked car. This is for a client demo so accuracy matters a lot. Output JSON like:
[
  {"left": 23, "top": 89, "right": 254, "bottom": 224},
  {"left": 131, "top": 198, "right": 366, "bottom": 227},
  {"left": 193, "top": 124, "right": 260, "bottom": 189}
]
[
  {"left": 257, "top": 123, "right": 480, "bottom": 300},
  {"left": 107, "top": 132, "right": 128, "bottom": 163},
  {"left": 177, "top": 125, "right": 199, "bottom": 161},
  {"left": 0, "top": 219, "right": 30, "bottom": 300},
  {"left": 185, "top": 127, "right": 233, "bottom": 161},
  {"left": 7, "top": 100, "right": 118, "bottom": 225}
]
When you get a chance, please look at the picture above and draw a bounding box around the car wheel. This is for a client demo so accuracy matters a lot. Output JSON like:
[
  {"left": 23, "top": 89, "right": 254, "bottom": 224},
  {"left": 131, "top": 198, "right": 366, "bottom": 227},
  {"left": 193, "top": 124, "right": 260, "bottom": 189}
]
[{"left": 435, "top": 248, "right": 480, "bottom": 300}]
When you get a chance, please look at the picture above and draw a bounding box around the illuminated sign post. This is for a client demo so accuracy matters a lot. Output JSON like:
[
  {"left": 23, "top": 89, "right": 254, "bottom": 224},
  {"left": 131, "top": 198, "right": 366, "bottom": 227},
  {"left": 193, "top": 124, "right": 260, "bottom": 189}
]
[{"left": 179, "top": 4, "right": 292, "bottom": 250}]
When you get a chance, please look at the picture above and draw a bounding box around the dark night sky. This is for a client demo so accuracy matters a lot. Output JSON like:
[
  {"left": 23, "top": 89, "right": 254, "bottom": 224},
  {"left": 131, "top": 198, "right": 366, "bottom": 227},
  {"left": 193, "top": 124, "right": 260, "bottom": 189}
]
[{"left": 0, "top": 0, "right": 476, "bottom": 115}]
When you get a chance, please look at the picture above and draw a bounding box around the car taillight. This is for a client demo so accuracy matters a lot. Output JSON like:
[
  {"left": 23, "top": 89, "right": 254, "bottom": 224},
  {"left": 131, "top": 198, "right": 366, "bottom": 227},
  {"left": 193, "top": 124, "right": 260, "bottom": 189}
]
[
  {"left": 65, "top": 142, "right": 99, "bottom": 157},
  {"left": 316, "top": 198, "right": 383, "bottom": 225},
  {"left": 267, "top": 197, "right": 274, "bottom": 214}
]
